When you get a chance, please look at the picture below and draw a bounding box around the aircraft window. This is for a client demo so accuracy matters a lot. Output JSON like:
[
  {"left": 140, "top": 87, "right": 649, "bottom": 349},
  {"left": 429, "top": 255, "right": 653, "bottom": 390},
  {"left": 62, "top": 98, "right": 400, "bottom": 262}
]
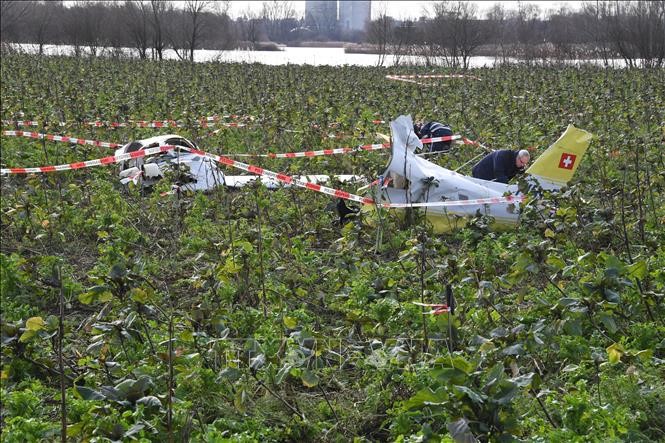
[
  {"left": 125, "top": 141, "right": 143, "bottom": 153},
  {"left": 165, "top": 138, "right": 195, "bottom": 149},
  {"left": 458, "top": 193, "right": 469, "bottom": 200}
]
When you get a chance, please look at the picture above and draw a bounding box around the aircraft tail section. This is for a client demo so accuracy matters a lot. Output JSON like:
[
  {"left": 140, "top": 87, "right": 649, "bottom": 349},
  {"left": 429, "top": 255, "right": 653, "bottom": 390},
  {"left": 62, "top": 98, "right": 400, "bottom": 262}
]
[{"left": 526, "top": 124, "right": 593, "bottom": 190}]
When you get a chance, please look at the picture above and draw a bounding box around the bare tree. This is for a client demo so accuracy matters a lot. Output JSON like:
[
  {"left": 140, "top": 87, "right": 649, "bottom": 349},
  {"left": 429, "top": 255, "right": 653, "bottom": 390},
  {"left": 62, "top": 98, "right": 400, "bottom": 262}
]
[
  {"left": 515, "top": 2, "right": 543, "bottom": 63},
  {"left": 429, "top": 1, "right": 486, "bottom": 69},
  {"left": 86, "top": 3, "right": 108, "bottom": 57},
  {"left": 62, "top": 1, "right": 109, "bottom": 57},
  {"left": 206, "top": 2, "right": 236, "bottom": 49},
  {"left": 169, "top": 1, "right": 211, "bottom": 62},
  {"left": 125, "top": 1, "right": 152, "bottom": 59},
  {"left": 449, "top": 1, "right": 486, "bottom": 69},
  {"left": 237, "top": 10, "right": 268, "bottom": 48},
  {"left": 26, "top": 1, "right": 55, "bottom": 55},
  {"left": 487, "top": 3, "right": 511, "bottom": 64},
  {"left": 548, "top": 6, "right": 576, "bottom": 61},
  {"left": 105, "top": 2, "right": 127, "bottom": 57},
  {"left": 425, "top": 3, "right": 453, "bottom": 66},
  {"left": 367, "top": 13, "right": 395, "bottom": 66},
  {"left": 625, "top": 0, "right": 665, "bottom": 67},
  {"left": 581, "top": 1, "right": 613, "bottom": 66},
  {"left": 261, "top": 1, "right": 296, "bottom": 42},
  {"left": 62, "top": 3, "right": 87, "bottom": 57},
  {"left": 187, "top": 0, "right": 211, "bottom": 61},
  {"left": 392, "top": 20, "right": 418, "bottom": 66},
  {"left": 601, "top": 0, "right": 664, "bottom": 68},
  {"left": 150, "top": 0, "right": 168, "bottom": 60}
]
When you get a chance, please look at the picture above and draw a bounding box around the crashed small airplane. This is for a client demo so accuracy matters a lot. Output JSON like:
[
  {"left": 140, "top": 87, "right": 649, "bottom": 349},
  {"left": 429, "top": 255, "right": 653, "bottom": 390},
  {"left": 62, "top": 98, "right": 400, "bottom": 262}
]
[
  {"left": 113, "top": 119, "right": 592, "bottom": 234},
  {"left": 114, "top": 134, "right": 362, "bottom": 191},
  {"left": 373, "top": 115, "right": 593, "bottom": 232}
]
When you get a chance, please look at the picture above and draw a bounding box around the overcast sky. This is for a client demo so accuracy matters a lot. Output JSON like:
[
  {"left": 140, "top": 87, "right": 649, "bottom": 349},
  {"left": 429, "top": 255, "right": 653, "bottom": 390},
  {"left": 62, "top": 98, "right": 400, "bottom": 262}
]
[{"left": 226, "top": 1, "right": 586, "bottom": 20}]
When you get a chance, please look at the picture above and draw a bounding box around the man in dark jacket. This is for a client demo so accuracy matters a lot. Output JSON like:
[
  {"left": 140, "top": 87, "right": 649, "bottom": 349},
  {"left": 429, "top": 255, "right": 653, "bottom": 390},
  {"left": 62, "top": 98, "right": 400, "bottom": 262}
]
[
  {"left": 471, "top": 149, "right": 530, "bottom": 183},
  {"left": 414, "top": 121, "right": 453, "bottom": 152}
]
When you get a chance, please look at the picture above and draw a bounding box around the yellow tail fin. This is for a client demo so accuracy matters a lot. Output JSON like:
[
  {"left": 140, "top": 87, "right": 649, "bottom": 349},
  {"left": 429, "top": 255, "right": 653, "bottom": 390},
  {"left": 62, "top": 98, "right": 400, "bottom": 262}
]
[{"left": 526, "top": 124, "right": 593, "bottom": 189}]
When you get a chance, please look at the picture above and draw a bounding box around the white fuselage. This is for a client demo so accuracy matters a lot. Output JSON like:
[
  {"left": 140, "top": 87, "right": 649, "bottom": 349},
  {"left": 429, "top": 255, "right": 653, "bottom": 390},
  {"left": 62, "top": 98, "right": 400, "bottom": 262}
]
[{"left": 380, "top": 115, "right": 522, "bottom": 231}]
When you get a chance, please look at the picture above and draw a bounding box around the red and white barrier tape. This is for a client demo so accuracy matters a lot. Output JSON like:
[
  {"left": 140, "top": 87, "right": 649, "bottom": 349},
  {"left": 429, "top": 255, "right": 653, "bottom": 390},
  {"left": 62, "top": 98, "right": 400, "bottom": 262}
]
[
  {"left": 3, "top": 129, "right": 480, "bottom": 162},
  {"left": 310, "top": 120, "right": 385, "bottom": 129},
  {"left": 201, "top": 114, "right": 254, "bottom": 122},
  {"left": 1, "top": 120, "right": 67, "bottom": 127},
  {"left": 184, "top": 147, "right": 375, "bottom": 205},
  {"left": 2, "top": 119, "right": 246, "bottom": 129},
  {"left": 382, "top": 195, "right": 523, "bottom": 208},
  {"left": 2, "top": 129, "right": 478, "bottom": 161},
  {"left": 2, "top": 130, "right": 121, "bottom": 149},
  {"left": 413, "top": 302, "right": 450, "bottom": 315},
  {"left": 386, "top": 74, "right": 482, "bottom": 81},
  {"left": 228, "top": 135, "right": 463, "bottom": 159},
  {"left": 421, "top": 134, "right": 463, "bottom": 145},
  {"left": 386, "top": 76, "right": 424, "bottom": 85},
  {"left": 267, "top": 142, "right": 389, "bottom": 158},
  {"left": 2, "top": 113, "right": 251, "bottom": 128},
  {"left": 3, "top": 114, "right": 380, "bottom": 131},
  {"left": 0, "top": 145, "right": 175, "bottom": 175},
  {"left": 210, "top": 119, "right": 385, "bottom": 136},
  {"left": 84, "top": 120, "right": 246, "bottom": 129}
]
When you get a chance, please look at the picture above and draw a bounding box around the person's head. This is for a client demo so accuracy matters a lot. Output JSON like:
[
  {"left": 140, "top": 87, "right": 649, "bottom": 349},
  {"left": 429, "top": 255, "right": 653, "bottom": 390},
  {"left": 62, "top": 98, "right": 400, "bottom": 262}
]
[
  {"left": 515, "top": 149, "right": 530, "bottom": 169},
  {"left": 413, "top": 122, "right": 423, "bottom": 136}
]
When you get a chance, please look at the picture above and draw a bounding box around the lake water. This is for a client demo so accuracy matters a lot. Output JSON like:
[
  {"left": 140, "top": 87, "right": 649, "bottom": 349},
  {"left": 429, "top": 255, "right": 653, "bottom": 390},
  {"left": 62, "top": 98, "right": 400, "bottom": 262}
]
[{"left": 15, "top": 44, "right": 630, "bottom": 68}]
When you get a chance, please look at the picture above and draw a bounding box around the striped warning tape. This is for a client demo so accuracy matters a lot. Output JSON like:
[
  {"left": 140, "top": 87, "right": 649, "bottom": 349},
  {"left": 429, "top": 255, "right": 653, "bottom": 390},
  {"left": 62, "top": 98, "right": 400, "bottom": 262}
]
[
  {"left": 2, "top": 114, "right": 380, "bottom": 130},
  {"left": 267, "top": 134, "right": 463, "bottom": 158},
  {"left": 83, "top": 120, "right": 247, "bottom": 129},
  {"left": 2, "top": 119, "right": 382, "bottom": 130},
  {"left": 2, "top": 130, "right": 122, "bottom": 148},
  {"left": 0, "top": 145, "right": 175, "bottom": 175},
  {"left": 413, "top": 302, "right": 450, "bottom": 315},
  {"left": 231, "top": 135, "right": 464, "bottom": 159},
  {"left": 209, "top": 119, "right": 386, "bottom": 136},
  {"left": 386, "top": 76, "right": 425, "bottom": 86},
  {"left": 201, "top": 114, "right": 254, "bottom": 122},
  {"left": 2, "top": 130, "right": 478, "bottom": 159},
  {"left": 380, "top": 195, "right": 523, "bottom": 208},
  {"left": 184, "top": 147, "right": 375, "bottom": 205},
  {"left": 386, "top": 74, "right": 482, "bottom": 81},
  {"left": 0, "top": 120, "right": 66, "bottom": 127},
  {"left": 1, "top": 113, "right": 251, "bottom": 128},
  {"left": 1, "top": 143, "right": 522, "bottom": 210},
  {"left": 1, "top": 119, "right": 247, "bottom": 129}
]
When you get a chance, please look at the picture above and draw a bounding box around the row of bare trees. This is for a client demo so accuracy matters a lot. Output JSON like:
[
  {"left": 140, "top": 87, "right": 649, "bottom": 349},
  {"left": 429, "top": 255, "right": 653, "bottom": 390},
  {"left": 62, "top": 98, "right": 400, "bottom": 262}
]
[
  {"left": 1, "top": 1, "right": 234, "bottom": 61},
  {"left": 0, "top": 0, "right": 304, "bottom": 58},
  {"left": 2, "top": 1, "right": 663, "bottom": 67},
  {"left": 368, "top": 1, "right": 665, "bottom": 68}
]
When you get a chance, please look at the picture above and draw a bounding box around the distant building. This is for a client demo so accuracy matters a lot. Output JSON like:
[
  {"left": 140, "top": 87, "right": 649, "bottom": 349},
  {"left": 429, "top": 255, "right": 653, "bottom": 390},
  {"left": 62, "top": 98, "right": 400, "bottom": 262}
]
[
  {"left": 305, "top": 1, "right": 338, "bottom": 33},
  {"left": 338, "top": 1, "right": 371, "bottom": 32},
  {"left": 305, "top": 0, "right": 371, "bottom": 35}
]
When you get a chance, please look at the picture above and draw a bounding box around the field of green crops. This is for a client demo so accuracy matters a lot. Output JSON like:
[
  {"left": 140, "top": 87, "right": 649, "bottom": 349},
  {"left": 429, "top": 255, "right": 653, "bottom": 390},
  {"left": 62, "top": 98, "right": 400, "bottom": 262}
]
[{"left": 1, "top": 54, "right": 664, "bottom": 442}]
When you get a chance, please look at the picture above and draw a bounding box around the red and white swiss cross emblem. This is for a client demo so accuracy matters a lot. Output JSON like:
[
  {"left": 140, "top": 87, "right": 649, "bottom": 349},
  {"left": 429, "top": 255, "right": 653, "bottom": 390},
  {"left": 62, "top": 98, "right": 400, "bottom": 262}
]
[{"left": 558, "top": 153, "right": 577, "bottom": 169}]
